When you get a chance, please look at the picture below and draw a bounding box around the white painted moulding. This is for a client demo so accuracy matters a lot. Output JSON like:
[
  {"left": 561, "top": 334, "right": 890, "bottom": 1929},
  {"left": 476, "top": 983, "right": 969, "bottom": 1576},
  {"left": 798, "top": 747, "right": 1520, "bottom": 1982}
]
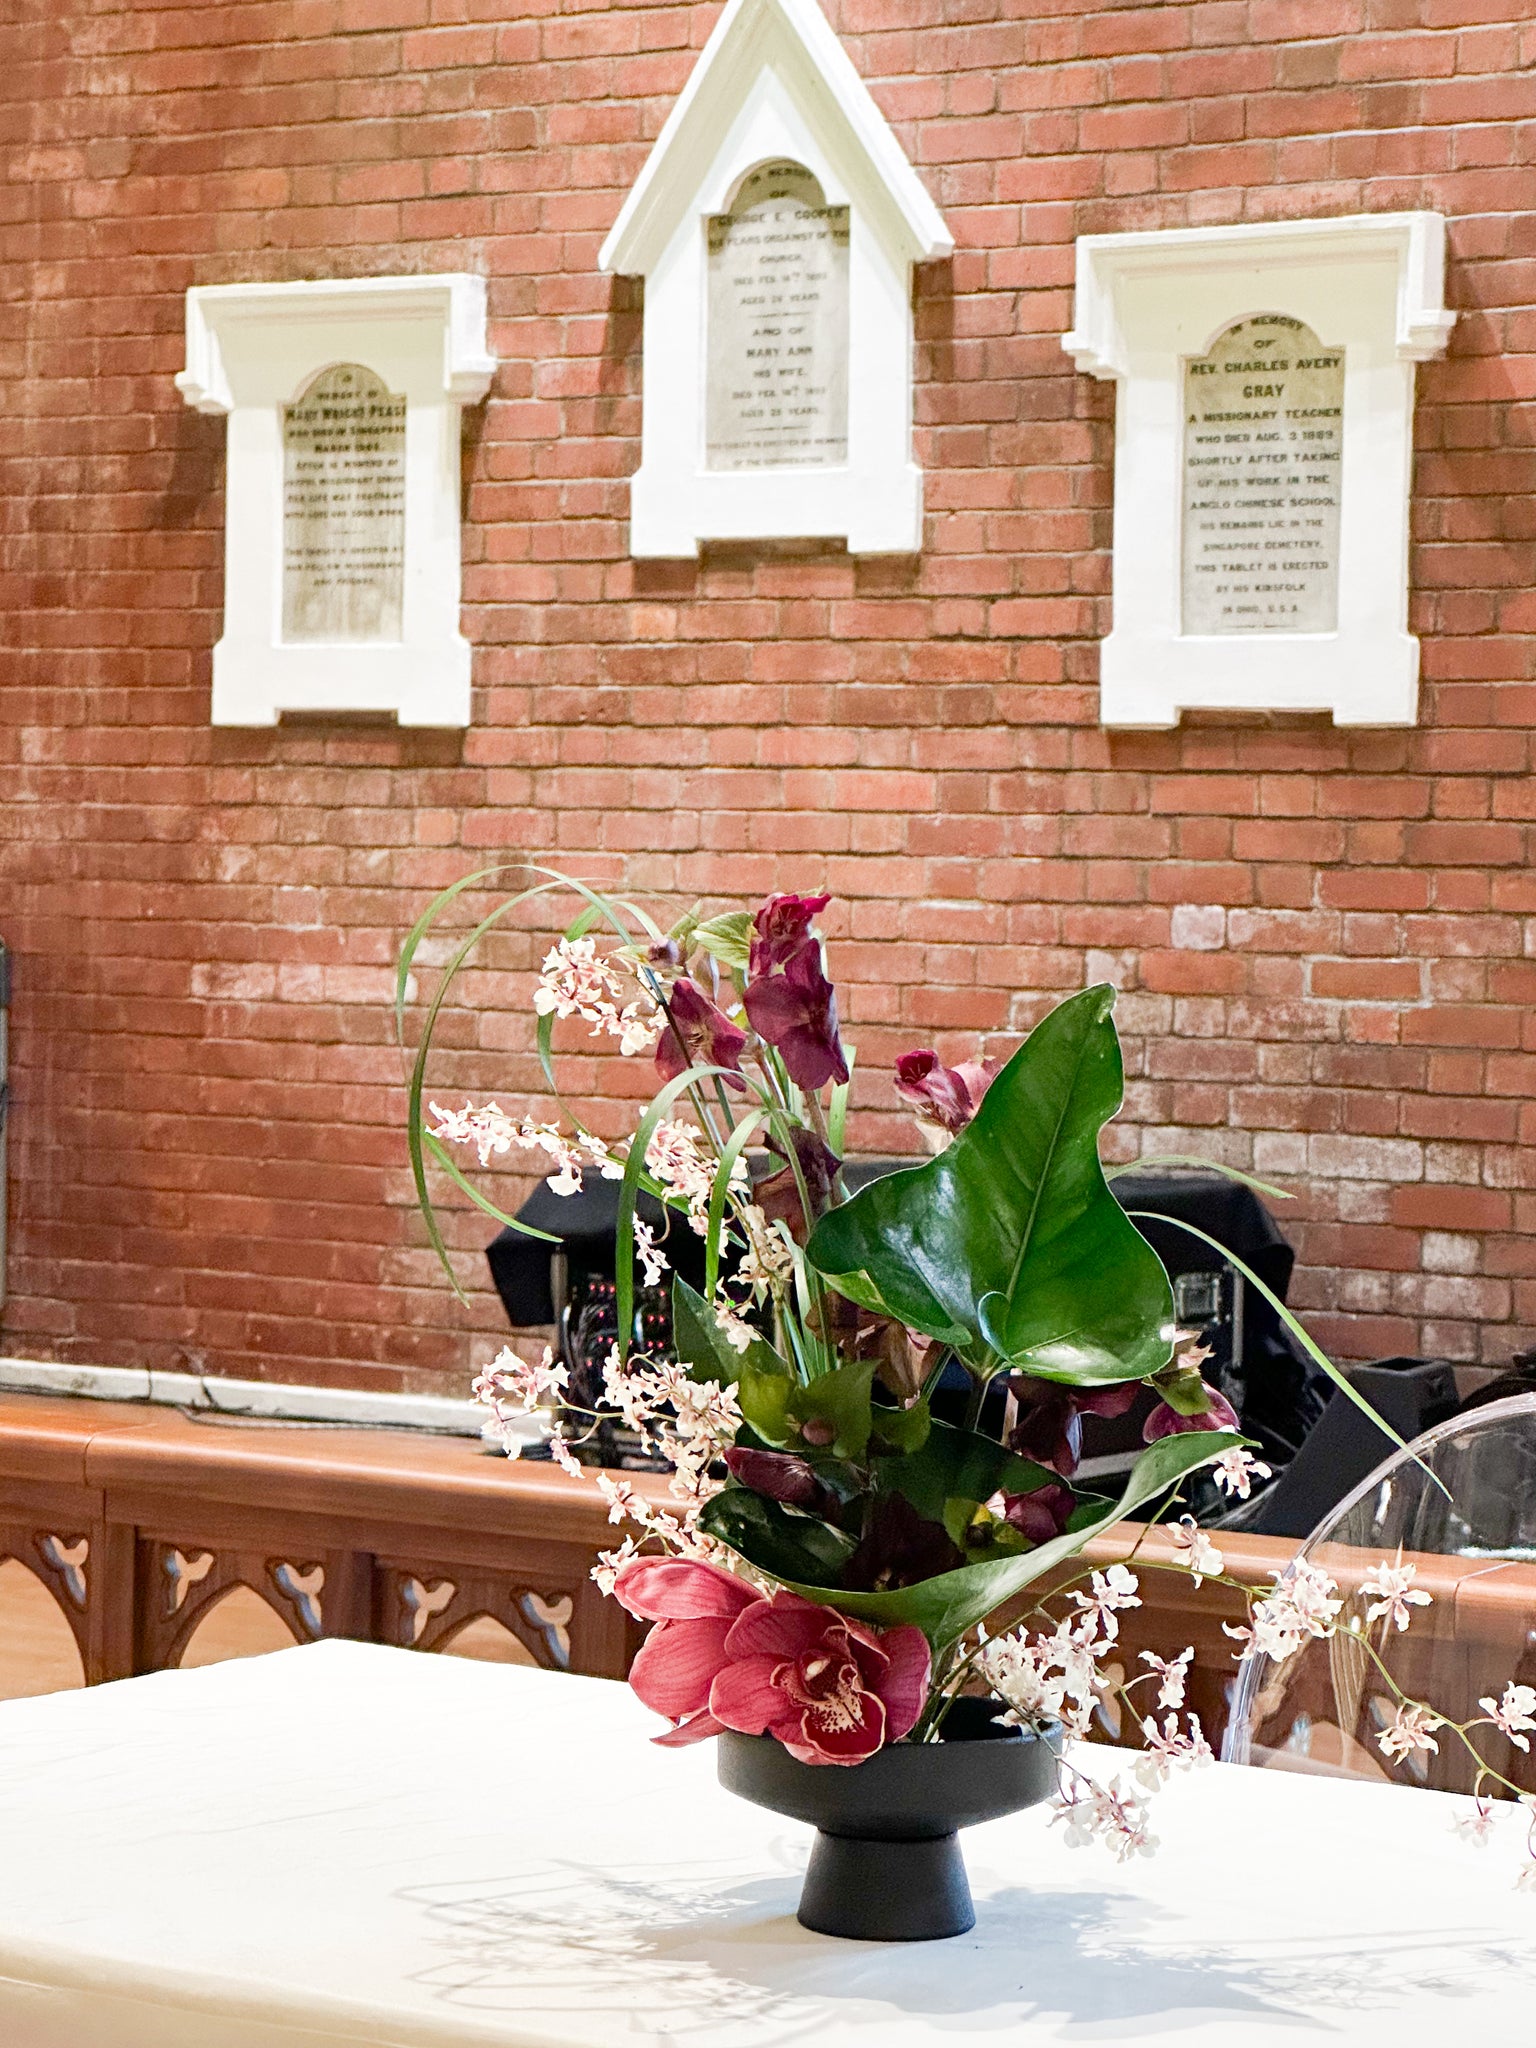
[
  {"left": 178, "top": 274, "right": 495, "bottom": 729},
  {"left": 600, "top": 0, "right": 952, "bottom": 557},
  {"left": 0, "top": 1354, "right": 545, "bottom": 1448},
  {"left": 1061, "top": 213, "right": 1456, "bottom": 730}
]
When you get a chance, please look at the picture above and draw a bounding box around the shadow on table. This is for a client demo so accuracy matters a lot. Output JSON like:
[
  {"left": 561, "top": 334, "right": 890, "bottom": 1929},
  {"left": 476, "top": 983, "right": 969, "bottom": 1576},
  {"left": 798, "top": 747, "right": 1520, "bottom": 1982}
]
[{"left": 396, "top": 1852, "right": 1536, "bottom": 2040}]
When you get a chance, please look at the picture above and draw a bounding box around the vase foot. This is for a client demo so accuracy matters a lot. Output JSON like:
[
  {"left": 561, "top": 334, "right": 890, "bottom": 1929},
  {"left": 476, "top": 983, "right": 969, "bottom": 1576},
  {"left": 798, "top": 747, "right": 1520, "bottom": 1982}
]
[{"left": 796, "top": 1830, "right": 974, "bottom": 1942}]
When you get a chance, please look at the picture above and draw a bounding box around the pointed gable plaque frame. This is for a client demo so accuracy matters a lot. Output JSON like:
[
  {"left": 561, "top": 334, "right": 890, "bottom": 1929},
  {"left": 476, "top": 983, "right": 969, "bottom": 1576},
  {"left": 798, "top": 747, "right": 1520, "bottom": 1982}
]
[{"left": 599, "top": 0, "right": 952, "bottom": 559}]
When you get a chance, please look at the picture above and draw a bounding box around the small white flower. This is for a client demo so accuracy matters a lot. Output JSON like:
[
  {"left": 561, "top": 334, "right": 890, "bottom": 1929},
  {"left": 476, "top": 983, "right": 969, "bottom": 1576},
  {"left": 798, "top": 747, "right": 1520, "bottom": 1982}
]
[
  {"left": 1479, "top": 1682, "right": 1536, "bottom": 1753},
  {"left": 471, "top": 1344, "right": 568, "bottom": 1420},
  {"left": 1376, "top": 1701, "right": 1442, "bottom": 1763},
  {"left": 1360, "top": 1558, "right": 1432, "bottom": 1634},
  {"left": 632, "top": 1218, "right": 670, "bottom": 1289},
  {"left": 1070, "top": 1565, "right": 1141, "bottom": 1643},
  {"left": 1052, "top": 1774, "right": 1159, "bottom": 1862},
  {"left": 1454, "top": 1799, "right": 1498, "bottom": 1847},
  {"left": 1211, "top": 1446, "right": 1272, "bottom": 1499},
  {"left": 1171, "top": 1515, "right": 1223, "bottom": 1588},
  {"left": 1139, "top": 1647, "right": 1193, "bottom": 1711},
  {"left": 546, "top": 1422, "right": 584, "bottom": 1479},
  {"left": 1134, "top": 1711, "right": 1213, "bottom": 1789},
  {"left": 712, "top": 1302, "right": 755, "bottom": 1354},
  {"left": 590, "top": 1535, "right": 642, "bottom": 1596}
]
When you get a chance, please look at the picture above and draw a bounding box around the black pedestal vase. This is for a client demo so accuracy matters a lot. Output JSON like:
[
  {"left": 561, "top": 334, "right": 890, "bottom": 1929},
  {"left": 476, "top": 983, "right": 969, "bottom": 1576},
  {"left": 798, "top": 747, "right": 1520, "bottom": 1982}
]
[{"left": 717, "top": 1697, "right": 1062, "bottom": 1942}]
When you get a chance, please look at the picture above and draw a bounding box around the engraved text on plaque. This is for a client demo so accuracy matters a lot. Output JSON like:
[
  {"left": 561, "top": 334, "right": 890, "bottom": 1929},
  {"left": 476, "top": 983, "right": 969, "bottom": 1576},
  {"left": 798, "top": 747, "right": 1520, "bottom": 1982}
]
[
  {"left": 282, "top": 363, "right": 406, "bottom": 642},
  {"left": 1181, "top": 314, "right": 1343, "bottom": 636},
  {"left": 706, "top": 161, "right": 849, "bottom": 472}
]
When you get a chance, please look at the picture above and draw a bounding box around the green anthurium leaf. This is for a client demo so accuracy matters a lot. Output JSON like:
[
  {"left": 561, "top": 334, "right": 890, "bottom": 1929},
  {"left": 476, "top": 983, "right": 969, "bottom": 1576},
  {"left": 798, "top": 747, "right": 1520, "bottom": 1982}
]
[
  {"left": 723, "top": 1429, "right": 1242, "bottom": 1652},
  {"left": 789, "top": 1359, "right": 874, "bottom": 1461},
  {"left": 868, "top": 1398, "right": 932, "bottom": 1457},
  {"left": 692, "top": 911, "right": 754, "bottom": 970},
  {"left": 880, "top": 1413, "right": 1053, "bottom": 1526},
  {"left": 806, "top": 985, "right": 1175, "bottom": 1384},
  {"left": 736, "top": 1370, "right": 796, "bottom": 1445},
  {"left": 699, "top": 1486, "right": 856, "bottom": 1586},
  {"left": 670, "top": 1275, "right": 788, "bottom": 1389}
]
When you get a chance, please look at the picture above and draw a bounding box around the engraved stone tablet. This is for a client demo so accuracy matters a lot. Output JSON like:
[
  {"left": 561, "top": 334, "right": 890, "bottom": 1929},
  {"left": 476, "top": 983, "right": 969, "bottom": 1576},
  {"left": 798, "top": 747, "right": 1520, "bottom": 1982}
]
[
  {"left": 1181, "top": 314, "right": 1343, "bottom": 636},
  {"left": 282, "top": 363, "right": 406, "bottom": 642},
  {"left": 706, "top": 160, "right": 849, "bottom": 472}
]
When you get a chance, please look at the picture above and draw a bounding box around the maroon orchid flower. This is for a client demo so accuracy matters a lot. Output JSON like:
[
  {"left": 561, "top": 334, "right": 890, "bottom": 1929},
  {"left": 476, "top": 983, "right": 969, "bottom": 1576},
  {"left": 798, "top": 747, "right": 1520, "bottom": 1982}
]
[
  {"left": 655, "top": 977, "right": 747, "bottom": 1088},
  {"left": 744, "top": 943, "right": 850, "bottom": 1091},
  {"left": 893, "top": 1049, "right": 1000, "bottom": 1135},
  {"left": 1005, "top": 1373, "right": 1142, "bottom": 1478},
  {"left": 724, "top": 1446, "right": 842, "bottom": 1521},
  {"left": 749, "top": 892, "right": 831, "bottom": 978},
  {"left": 1143, "top": 1381, "right": 1239, "bottom": 1442},
  {"left": 753, "top": 1129, "right": 841, "bottom": 1244},
  {"left": 1000, "top": 1481, "right": 1077, "bottom": 1545},
  {"left": 841, "top": 1493, "right": 964, "bottom": 1593}
]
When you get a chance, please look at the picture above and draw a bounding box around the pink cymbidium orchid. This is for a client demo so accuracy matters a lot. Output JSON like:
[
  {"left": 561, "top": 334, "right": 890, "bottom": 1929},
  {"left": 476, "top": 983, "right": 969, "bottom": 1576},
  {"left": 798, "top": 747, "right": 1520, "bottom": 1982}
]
[{"left": 613, "top": 1555, "right": 930, "bottom": 1765}]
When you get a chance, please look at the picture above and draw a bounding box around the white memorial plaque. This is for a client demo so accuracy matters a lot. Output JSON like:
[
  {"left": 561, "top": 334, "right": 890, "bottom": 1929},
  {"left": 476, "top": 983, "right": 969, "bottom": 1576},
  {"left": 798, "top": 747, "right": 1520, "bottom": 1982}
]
[
  {"left": 282, "top": 363, "right": 406, "bottom": 643},
  {"left": 1181, "top": 314, "right": 1343, "bottom": 636},
  {"left": 706, "top": 160, "right": 849, "bottom": 472}
]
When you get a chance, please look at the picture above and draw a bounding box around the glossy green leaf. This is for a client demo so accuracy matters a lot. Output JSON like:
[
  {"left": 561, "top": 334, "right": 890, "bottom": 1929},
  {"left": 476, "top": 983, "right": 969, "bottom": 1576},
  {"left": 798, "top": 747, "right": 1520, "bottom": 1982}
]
[
  {"left": 728, "top": 1429, "right": 1240, "bottom": 1652},
  {"left": 670, "top": 1275, "right": 788, "bottom": 1391},
  {"left": 806, "top": 985, "right": 1174, "bottom": 1383},
  {"left": 879, "top": 1413, "right": 1051, "bottom": 1525},
  {"left": 868, "top": 1397, "right": 932, "bottom": 1457},
  {"left": 700, "top": 1488, "right": 856, "bottom": 1584}
]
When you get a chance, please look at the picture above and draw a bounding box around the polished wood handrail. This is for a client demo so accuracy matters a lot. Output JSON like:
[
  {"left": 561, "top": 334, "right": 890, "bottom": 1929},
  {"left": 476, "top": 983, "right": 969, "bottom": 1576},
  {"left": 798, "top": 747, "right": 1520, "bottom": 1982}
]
[{"left": 1, "top": 1392, "right": 1526, "bottom": 1768}]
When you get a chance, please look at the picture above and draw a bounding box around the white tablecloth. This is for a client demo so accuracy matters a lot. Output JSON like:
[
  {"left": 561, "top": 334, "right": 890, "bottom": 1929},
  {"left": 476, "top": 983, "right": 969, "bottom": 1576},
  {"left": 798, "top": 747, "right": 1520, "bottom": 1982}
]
[{"left": 0, "top": 1639, "right": 1531, "bottom": 2046}]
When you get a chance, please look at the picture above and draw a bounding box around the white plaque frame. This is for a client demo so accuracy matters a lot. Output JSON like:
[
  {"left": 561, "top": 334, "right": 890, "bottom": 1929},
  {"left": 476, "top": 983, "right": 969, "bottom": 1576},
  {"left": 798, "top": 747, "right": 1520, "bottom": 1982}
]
[
  {"left": 1062, "top": 215, "right": 1455, "bottom": 729},
  {"left": 177, "top": 275, "right": 495, "bottom": 727},
  {"left": 598, "top": 0, "right": 952, "bottom": 558}
]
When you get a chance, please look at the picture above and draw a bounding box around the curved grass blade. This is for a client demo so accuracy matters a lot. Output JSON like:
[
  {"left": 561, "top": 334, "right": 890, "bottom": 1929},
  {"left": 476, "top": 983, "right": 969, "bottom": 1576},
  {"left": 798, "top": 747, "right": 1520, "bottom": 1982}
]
[
  {"left": 1109, "top": 1154, "right": 1294, "bottom": 1202},
  {"left": 1123, "top": 1209, "right": 1425, "bottom": 1473},
  {"left": 704, "top": 1111, "right": 763, "bottom": 1305}
]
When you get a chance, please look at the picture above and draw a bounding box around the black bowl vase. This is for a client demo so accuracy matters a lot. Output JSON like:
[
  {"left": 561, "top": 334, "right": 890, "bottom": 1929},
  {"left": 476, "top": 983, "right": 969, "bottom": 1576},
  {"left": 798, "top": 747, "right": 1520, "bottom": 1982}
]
[{"left": 718, "top": 1697, "right": 1062, "bottom": 1942}]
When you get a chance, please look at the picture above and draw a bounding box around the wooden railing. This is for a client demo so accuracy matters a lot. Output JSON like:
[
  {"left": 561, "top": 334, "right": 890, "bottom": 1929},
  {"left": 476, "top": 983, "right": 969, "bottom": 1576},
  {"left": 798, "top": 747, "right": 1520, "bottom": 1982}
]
[{"left": 0, "top": 1389, "right": 1307, "bottom": 1746}]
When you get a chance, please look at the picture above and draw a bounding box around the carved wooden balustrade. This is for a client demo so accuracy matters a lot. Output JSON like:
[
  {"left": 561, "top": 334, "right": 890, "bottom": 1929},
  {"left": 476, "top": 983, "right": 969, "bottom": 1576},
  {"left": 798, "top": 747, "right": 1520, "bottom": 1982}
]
[
  {"left": 0, "top": 1393, "right": 641, "bottom": 1694},
  {"left": 0, "top": 1391, "right": 1336, "bottom": 1752}
]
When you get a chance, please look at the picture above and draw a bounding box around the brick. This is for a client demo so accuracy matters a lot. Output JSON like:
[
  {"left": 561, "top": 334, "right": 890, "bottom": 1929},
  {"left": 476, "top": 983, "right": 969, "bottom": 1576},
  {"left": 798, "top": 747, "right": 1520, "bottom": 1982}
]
[{"left": 0, "top": 0, "right": 1530, "bottom": 1382}]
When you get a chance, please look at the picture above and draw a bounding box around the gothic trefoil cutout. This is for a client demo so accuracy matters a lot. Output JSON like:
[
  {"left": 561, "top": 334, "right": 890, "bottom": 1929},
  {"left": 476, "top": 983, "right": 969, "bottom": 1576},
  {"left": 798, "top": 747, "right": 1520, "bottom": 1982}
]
[{"left": 599, "top": 0, "right": 952, "bottom": 558}]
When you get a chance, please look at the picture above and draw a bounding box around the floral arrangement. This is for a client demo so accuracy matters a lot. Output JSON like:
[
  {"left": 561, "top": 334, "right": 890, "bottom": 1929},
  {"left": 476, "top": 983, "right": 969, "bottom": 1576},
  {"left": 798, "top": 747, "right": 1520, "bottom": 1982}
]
[{"left": 404, "top": 875, "right": 1536, "bottom": 1881}]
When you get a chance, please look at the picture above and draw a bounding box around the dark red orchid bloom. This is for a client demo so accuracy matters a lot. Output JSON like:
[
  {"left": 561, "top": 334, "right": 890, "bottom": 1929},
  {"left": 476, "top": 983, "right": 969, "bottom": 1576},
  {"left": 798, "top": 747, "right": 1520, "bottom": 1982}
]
[
  {"left": 749, "top": 892, "right": 831, "bottom": 977},
  {"left": 753, "top": 1129, "right": 841, "bottom": 1244},
  {"left": 893, "top": 1050, "right": 999, "bottom": 1135},
  {"left": 1000, "top": 1481, "right": 1077, "bottom": 1545},
  {"left": 744, "top": 943, "right": 850, "bottom": 1092},
  {"left": 655, "top": 977, "right": 747, "bottom": 1088},
  {"left": 724, "top": 1446, "right": 842, "bottom": 1521},
  {"left": 1005, "top": 1373, "right": 1141, "bottom": 1478},
  {"left": 841, "top": 1493, "right": 964, "bottom": 1594},
  {"left": 1144, "top": 1381, "right": 1239, "bottom": 1441}
]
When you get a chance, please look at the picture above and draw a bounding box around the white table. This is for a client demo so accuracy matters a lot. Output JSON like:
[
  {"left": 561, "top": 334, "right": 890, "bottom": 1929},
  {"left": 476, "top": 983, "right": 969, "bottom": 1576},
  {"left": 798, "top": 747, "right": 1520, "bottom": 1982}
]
[{"left": 0, "top": 1641, "right": 1531, "bottom": 2047}]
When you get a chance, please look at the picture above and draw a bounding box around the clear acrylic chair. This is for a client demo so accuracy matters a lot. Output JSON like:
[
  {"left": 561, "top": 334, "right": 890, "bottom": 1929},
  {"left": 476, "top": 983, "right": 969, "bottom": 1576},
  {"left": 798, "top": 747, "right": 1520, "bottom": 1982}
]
[{"left": 1224, "top": 1391, "right": 1536, "bottom": 1797}]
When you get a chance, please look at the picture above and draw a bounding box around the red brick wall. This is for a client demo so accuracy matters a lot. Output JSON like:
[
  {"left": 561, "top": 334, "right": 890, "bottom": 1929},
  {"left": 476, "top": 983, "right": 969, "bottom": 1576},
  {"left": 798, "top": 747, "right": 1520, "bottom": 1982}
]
[{"left": 2, "top": 0, "right": 1534, "bottom": 1390}]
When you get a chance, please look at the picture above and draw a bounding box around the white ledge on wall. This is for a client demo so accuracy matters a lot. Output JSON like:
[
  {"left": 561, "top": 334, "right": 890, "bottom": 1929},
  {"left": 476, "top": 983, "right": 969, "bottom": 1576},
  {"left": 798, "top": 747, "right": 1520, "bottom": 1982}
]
[
  {"left": 1061, "top": 214, "right": 1456, "bottom": 730},
  {"left": 599, "top": 0, "right": 952, "bottom": 558},
  {"left": 178, "top": 275, "right": 496, "bottom": 728}
]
